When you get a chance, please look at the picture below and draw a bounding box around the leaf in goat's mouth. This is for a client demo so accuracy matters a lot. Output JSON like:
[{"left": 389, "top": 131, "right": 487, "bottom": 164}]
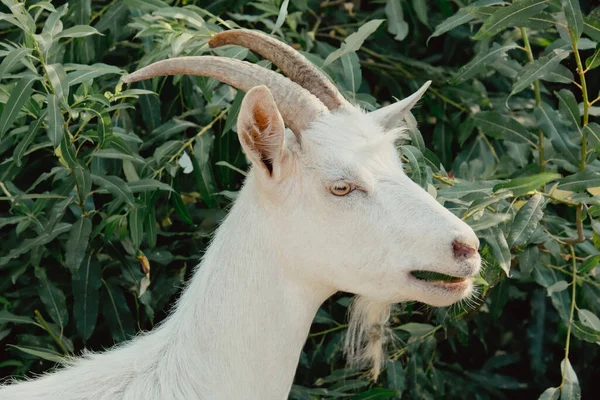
[{"left": 411, "top": 270, "right": 465, "bottom": 283}]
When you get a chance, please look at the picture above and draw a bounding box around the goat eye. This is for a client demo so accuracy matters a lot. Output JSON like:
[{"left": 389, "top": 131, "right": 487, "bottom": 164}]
[{"left": 330, "top": 182, "right": 353, "bottom": 196}]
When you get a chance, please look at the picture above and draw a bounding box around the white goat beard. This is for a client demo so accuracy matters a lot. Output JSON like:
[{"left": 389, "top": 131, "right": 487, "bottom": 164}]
[{"left": 344, "top": 296, "right": 392, "bottom": 380}]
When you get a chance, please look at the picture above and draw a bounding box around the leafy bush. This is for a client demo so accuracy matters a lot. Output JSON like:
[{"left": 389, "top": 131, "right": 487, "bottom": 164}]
[{"left": 0, "top": 0, "right": 599, "bottom": 398}]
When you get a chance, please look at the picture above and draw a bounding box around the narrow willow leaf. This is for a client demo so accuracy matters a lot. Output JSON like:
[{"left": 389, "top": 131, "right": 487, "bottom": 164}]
[
  {"left": 46, "top": 63, "right": 69, "bottom": 100},
  {"left": 7, "top": 345, "right": 63, "bottom": 363},
  {"left": 340, "top": 52, "right": 362, "bottom": 97},
  {"left": 0, "top": 223, "right": 71, "bottom": 266},
  {"left": 467, "top": 214, "right": 511, "bottom": 232},
  {"left": 55, "top": 25, "right": 101, "bottom": 39},
  {"left": 91, "top": 174, "right": 135, "bottom": 206},
  {"left": 438, "top": 181, "right": 499, "bottom": 199},
  {"left": 520, "top": 245, "right": 539, "bottom": 278},
  {"left": 571, "top": 321, "right": 600, "bottom": 343},
  {"left": 271, "top": 0, "right": 289, "bottom": 33},
  {"left": 153, "top": 6, "right": 205, "bottom": 29},
  {"left": 481, "top": 227, "right": 511, "bottom": 276},
  {"left": 562, "top": 0, "right": 584, "bottom": 41},
  {"left": 128, "top": 179, "right": 174, "bottom": 193},
  {"left": 46, "top": 94, "right": 63, "bottom": 147},
  {"left": 578, "top": 309, "right": 600, "bottom": 331},
  {"left": 102, "top": 280, "right": 135, "bottom": 342},
  {"left": 0, "top": 311, "right": 36, "bottom": 325},
  {"left": 67, "top": 63, "right": 123, "bottom": 86},
  {"left": 493, "top": 173, "right": 561, "bottom": 196},
  {"left": 0, "top": 47, "right": 30, "bottom": 77},
  {"left": 560, "top": 358, "right": 581, "bottom": 400},
  {"left": 129, "top": 204, "right": 144, "bottom": 250},
  {"left": 555, "top": 89, "right": 581, "bottom": 133},
  {"left": 584, "top": 10, "right": 600, "bottom": 41},
  {"left": 0, "top": 75, "right": 37, "bottom": 137},
  {"left": 402, "top": 145, "right": 426, "bottom": 188},
  {"left": 35, "top": 267, "right": 68, "bottom": 329},
  {"left": 323, "top": 19, "right": 384, "bottom": 66},
  {"left": 145, "top": 197, "right": 157, "bottom": 249},
  {"left": 451, "top": 43, "right": 519, "bottom": 84},
  {"left": 59, "top": 134, "right": 78, "bottom": 168},
  {"left": 74, "top": 102, "right": 111, "bottom": 146},
  {"left": 473, "top": 0, "right": 548, "bottom": 40},
  {"left": 429, "top": 9, "right": 473, "bottom": 42},
  {"left": 546, "top": 280, "right": 569, "bottom": 296},
  {"left": 473, "top": 111, "right": 536, "bottom": 144},
  {"left": 511, "top": 49, "right": 570, "bottom": 96},
  {"left": 192, "top": 134, "right": 218, "bottom": 209},
  {"left": 558, "top": 170, "right": 600, "bottom": 191},
  {"left": 412, "top": 0, "right": 428, "bottom": 26},
  {"left": 72, "top": 253, "right": 101, "bottom": 342},
  {"left": 508, "top": 193, "right": 545, "bottom": 248},
  {"left": 172, "top": 192, "right": 194, "bottom": 225},
  {"left": 397, "top": 322, "right": 435, "bottom": 336},
  {"left": 535, "top": 103, "right": 580, "bottom": 166},
  {"left": 223, "top": 90, "right": 244, "bottom": 135},
  {"left": 585, "top": 43, "right": 600, "bottom": 70},
  {"left": 14, "top": 112, "right": 44, "bottom": 167},
  {"left": 65, "top": 217, "right": 92, "bottom": 273},
  {"left": 385, "top": 0, "right": 408, "bottom": 41},
  {"left": 578, "top": 255, "right": 600, "bottom": 274},
  {"left": 74, "top": 166, "right": 92, "bottom": 204},
  {"left": 538, "top": 387, "right": 560, "bottom": 400}
]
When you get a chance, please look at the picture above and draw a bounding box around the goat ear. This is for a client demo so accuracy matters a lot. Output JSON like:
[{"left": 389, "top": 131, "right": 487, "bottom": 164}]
[
  {"left": 237, "top": 85, "right": 287, "bottom": 179},
  {"left": 370, "top": 81, "right": 431, "bottom": 130}
]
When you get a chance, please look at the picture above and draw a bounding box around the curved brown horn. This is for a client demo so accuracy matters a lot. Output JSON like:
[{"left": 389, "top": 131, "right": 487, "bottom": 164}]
[
  {"left": 122, "top": 56, "right": 327, "bottom": 135},
  {"left": 209, "top": 29, "right": 349, "bottom": 111}
]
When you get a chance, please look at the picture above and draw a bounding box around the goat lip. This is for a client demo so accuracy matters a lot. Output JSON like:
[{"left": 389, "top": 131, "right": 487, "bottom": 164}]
[{"left": 408, "top": 271, "right": 471, "bottom": 290}]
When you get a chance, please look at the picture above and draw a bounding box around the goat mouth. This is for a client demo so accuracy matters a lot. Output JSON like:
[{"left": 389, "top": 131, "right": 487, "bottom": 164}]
[{"left": 410, "top": 270, "right": 467, "bottom": 284}]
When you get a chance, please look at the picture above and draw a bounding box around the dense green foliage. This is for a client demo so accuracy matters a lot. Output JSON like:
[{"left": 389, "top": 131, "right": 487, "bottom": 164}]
[{"left": 0, "top": 0, "right": 599, "bottom": 398}]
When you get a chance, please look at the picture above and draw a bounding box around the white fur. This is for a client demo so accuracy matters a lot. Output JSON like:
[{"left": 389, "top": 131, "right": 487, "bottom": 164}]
[{"left": 0, "top": 91, "right": 480, "bottom": 399}]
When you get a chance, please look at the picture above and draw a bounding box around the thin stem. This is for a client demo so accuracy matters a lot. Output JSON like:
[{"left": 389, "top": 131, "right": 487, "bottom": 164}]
[
  {"left": 569, "top": 29, "right": 590, "bottom": 171},
  {"left": 560, "top": 246, "right": 578, "bottom": 390},
  {"left": 562, "top": 205, "right": 585, "bottom": 245}
]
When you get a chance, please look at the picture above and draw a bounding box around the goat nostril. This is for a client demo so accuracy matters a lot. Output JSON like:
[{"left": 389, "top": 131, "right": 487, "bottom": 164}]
[{"left": 452, "top": 240, "right": 477, "bottom": 259}]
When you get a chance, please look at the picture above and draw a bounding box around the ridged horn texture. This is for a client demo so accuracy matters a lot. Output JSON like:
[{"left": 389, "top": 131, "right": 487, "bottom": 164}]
[
  {"left": 122, "top": 56, "right": 327, "bottom": 135},
  {"left": 209, "top": 29, "right": 349, "bottom": 111}
]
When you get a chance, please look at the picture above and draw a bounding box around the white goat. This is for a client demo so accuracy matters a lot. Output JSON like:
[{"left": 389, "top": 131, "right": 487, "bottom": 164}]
[{"left": 0, "top": 29, "right": 481, "bottom": 399}]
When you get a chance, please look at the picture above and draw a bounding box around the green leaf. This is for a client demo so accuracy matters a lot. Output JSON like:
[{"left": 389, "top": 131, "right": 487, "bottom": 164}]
[
  {"left": 46, "top": 94, "right": 63, "bottom": 147},
  {"left": 385, "top": 0, "right": 408, "bottom": 41},
  {"left": 401, "top": 145, "right": 426, "bottom": 188},
  {"left": 451, "top": 43, "right": 519, "bottom": 85},
  {"left": 481, "top": 227, "right": 511, "bottom": 275},
  {"left": 340, "top": 52, "right": 362, "bottom": 98},
  {"left": 14, "top": 112, "right": 44, "bottom": 167},
  {"left": 397, "top": 322, "right": 435, "bottom": 336},
  {"left": 74, "top": 102, "right": 111, "bottom": 146},
  {"left": 386, "top": 361, "right": 405, "bottom": 395},
  {"left": 508, "top": 193, "right": 545, "bottom": 247},
  {"left": 560, "top": 358, "right": 581, "bottom": 400},
  {"left": 46, "top": 63, "right": 69, "bottom": 100},
  {"left": 0, "top": 75, "right": 37, "bottom": 137},
  {"left": 473, "top": 0, "right": 548, "bottom": 40},
  {"left": 0, "top": 47, "right": 31, "bottom": 78},
  {"left": 67, "top": 63, "right": 123, "bottom": 86},
  {"left": 0, "top": 311, "right": 37, "bottom": 325},
  {"left": 60, "top": 134, "right": 78, "bottom": 168},
  {"left": 323, "top": 19, "right": 384, "bottom": 66},
  {"left": 72, "top": 253, "right": 101, "bottom": 342},
  {"left": 412, "top": 0, "right": 428, "bottom": 26},
  {"left": 473, "top": 111, "right": 536, "bottom": 145},
  {"left": 535, "top": 103, "right": 580, "bottom": 166},
  {"left": 223, "top": 90, "right": 244, "bottom": 135},
  {"left": 65, "top": 217, "right": 92, "bottom": 273},
  {"left": 578, "top": 308, "right": 600, "bottom": 331},
  {"left": 557, "top": 170, "right": 600, "bottom": 191},
  {"left": 192, "top": 134, "right": 218, "bottom": 209},
  {"left": 351, "top": 388, "right": 396, "bottom": 399},
  {"left": 538, "top": 387, "right": 560, "bottom": 400},
  {"left": 128, "top": 179, "right": 174, "bottom": 193},
  {"left": 578, "top": 255, "right": 600, "bottom": 274},
  {"left": 172, "top": 192, "right": 194, "bottom": 225},
  {"left": 429, "top": 7, "right": 475, "bottom": 42},
  {"left": 0, "top": 223, "right": 71, "bottom": 266},
  {"left": 555, "top": 89, "right": 581, "bottom": 133},
  {"left": 585, "top": 44, "right": 600, "bottom": 70},
  {"left": 520, "top": 245, "right": 539, "bottom": 278},
  {"left": 91, "top": 174, "right": 135, "bottom": 206},
  {"left": 493, "top": 173, "right": 561, "bottom": 197},
  {"left": 35, "top": 267, "right": 68, "bottom": 330},
  {"left": 571, "top": 321, "right": 600, "bottom": 343},
  {"left": 511, "top": 49, "right": 570, "bottom": 96},
  {"left": 74, "top": 166, "right": 92, "bottom": 204},
  {"left": 271, "top": 0, "right": 289, "bottom": 33},
  {"left": 584, "top": 10, "right": 600, "bottom": 41},
  {"left": 546, "top": 280, "right": 569, "bottom": 296},
  {"left": 129, "top": 204, "right": 144, "bottom": 250},
  {"left": 55, "top": 25, "right": 101, "bottom": 39},
  {"left": 562, "top": 0, "right": 584, "bottom": 41},
  {"left": 7, "top": 345, "right": 63, "bottom": 363},
  {"left": 153, "top": 6, "right": 205, "bottom": 29},
  {"left": 102, "top": 280, "right": 135, "bottom": 342}
]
